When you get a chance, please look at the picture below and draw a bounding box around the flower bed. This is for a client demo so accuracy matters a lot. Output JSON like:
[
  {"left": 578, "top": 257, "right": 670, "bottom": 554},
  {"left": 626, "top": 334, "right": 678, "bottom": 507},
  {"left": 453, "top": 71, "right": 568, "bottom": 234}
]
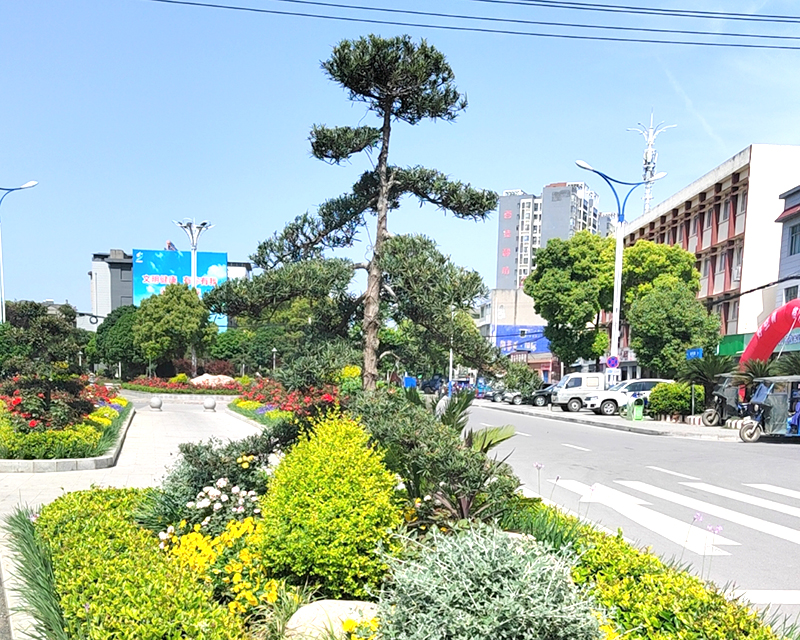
[
  {"left": 122, "top": 377, "right": 244, "bottom": 395},
  {"left": 0, "top": 389, "right": 131, "bottom": 460},
  {"left": 6, "top": 386, "right": 788, "bottom": 640}
]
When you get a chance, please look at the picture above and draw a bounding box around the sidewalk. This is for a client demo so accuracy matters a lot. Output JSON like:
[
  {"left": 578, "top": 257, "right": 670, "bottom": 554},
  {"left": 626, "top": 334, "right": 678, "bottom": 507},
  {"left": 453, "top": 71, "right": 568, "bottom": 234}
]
[{"left": 475, "top": 399, "right": 739, "bottom": 441}]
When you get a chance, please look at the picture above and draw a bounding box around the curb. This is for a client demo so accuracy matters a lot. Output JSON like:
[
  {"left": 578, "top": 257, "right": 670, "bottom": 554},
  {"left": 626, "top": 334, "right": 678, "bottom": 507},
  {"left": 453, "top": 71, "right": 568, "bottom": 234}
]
[
  {"left": 222, "top": 404, "right": 265, "bottom": 430},
  {"left": 479, "top": 403, "right": 739, "bottom": 441},
  {"left": 0, "top": 408, "right": 137, "bottom": 473}
]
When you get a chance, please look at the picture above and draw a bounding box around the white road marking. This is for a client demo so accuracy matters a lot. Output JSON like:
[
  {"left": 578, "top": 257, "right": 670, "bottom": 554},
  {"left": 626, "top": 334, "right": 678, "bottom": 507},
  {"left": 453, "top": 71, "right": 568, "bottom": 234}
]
[
  {"left": 562, "top": 443, "right": 591, "bottom": 452},
  {"left": 618, "top": 480, "right": 800, "bottom": 545},
  {"left": 744, "top": 483, "right": 800, "bottom": 501},
  {"left": 732, "top": 590, "right": 800, "bottom": 605},
  {"left": 480, "top": 423, "right": 495, "bottom": 427},
  {"left": 513, "top": 432, "right": 531, "bottom": 437},
  {"left": 555, "top": 479, "right": 736, "bottom": 555},
  {"left": 682, "top": 482, "right": 800, "bottom": 519},
  {"left": 646, "top": 466, "right": 700, "bottom": 480}
]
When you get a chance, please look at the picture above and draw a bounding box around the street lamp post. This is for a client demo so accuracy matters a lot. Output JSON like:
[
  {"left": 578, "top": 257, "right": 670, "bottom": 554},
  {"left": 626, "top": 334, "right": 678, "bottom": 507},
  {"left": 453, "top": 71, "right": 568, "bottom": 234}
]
[
  {"left": 173, "top": 219, "right": 213, "bottom": 293},
  {"left": 575, "top": 161, "right": 665, "bottom": 386},
  {"left": 272, "top": 347, "right": 277, "bottom": 373},
  {"left": 0, "top": 181, "right": 38, "bottom": 323}
]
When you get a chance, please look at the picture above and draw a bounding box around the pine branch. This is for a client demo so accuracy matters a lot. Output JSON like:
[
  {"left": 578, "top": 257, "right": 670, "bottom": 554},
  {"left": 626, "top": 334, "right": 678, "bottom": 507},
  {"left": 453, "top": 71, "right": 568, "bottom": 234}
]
[
  {"left": 394, "top": 166, "right": 498, "bottom": 219},
  {"left": 310, "top": 125, "right": 381, "bottom": 164}
]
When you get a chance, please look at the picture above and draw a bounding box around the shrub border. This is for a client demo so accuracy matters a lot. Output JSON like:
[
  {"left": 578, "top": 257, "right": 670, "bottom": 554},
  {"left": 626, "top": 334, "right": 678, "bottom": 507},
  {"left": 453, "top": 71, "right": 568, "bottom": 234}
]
[
  {"left": 0, "top": 405, "right": 136, "bottom": 473},
  {"left": 122, "top": 383, "right": 241, "bottom": 395}
]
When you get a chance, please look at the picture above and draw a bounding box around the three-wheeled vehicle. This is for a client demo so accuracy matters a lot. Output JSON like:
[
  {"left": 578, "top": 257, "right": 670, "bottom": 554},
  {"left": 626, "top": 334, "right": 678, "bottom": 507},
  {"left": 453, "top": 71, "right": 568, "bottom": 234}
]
[
  {"left": 702, "top": 373, "right": 748, "bottom": 426},
  {"left": 739, "top": 375, "right": 800, "bottom": 443}
]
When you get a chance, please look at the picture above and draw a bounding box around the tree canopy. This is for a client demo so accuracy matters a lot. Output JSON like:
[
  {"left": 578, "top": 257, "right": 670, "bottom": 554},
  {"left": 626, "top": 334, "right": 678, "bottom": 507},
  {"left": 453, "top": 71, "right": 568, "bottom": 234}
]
[
  {"left": 207, "top": 35, "right": 498, "bottom": 388},
  {"left": 133, "top": 285, "right": 215, "bottom": 367}
]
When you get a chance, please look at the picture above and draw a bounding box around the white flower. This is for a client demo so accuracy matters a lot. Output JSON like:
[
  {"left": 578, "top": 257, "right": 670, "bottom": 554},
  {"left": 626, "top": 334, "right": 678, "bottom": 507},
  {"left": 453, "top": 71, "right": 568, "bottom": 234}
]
[
  {"left": 231, "top": 486, "right": 240, "bottom": 494},
  {"left": 238, "top": 497, "right": 245, "bottom": 505},
  {"left": 220, "top": 494, "right": 229, "bottom": 502},
  {"left": 207, "top": 488, "right": 221, "bottom": 499},
  {"left": 253, "top": 508, "right": 261, "bottom": 514},
  {"left": 158, "top": 531, "right": 169, "bottom": 541},
  {"left": 202, "top": 516, "right": 211, "bottom": 525},
  {"left": 166, "top": 525, "right": 175, "bottom": 535},
  {"left": 250, "top": 496, "right": 258, "bottom": 502},
  {"left": 196, "top": 499, "right": 211, "bottom": 509},
  {"left": 423, "top": 495, "right": 431, "bottom": 502},
  {"left": 235, "top": 506, "right": 244, "bottom": 514},
  {"left": 202, "top": 486, "right": 213, "bottom": 494},
  {"left": 159, "top": 541, "right": 166, "bottom": 550},
  {"left": 215, "top": 478, "right": 228, "bottom": 489},
  {"left": 213, "top": 502, "right": 223, "bottom": 511},
  {"left": 247, "top": 490, "right": 256, "bottom": 497},
  {"left": 186, "top": 501, "right": 195, "bottom": 508}
]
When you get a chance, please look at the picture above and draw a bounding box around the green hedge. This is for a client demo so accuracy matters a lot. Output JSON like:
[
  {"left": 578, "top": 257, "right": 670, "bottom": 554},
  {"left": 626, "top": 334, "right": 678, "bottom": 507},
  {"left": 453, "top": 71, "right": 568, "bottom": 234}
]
[
  {"left": 647, "top": 382, "right": 704, "bottom": 417},
  {"left": 33, "top": 488, "right": 244, "bottom": 639},
  {"left": 504, "top": 500, "right": 779, "bottom": 639},
  {"left": 0, "top": 403, "right": 132, "bottom": 460},
  {"left": 121, "top": 382, "right": 240, "bottom": 395}
]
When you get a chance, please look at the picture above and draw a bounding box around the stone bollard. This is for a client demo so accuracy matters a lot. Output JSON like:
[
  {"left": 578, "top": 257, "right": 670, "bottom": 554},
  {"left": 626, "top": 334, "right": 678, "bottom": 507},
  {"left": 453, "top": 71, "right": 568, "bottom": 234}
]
[
  {"left": 203, "top": 397, "right": 217, "bottom": 412},
  {"left": 149, "top": 396, "right": 163, "bottom": 411}
]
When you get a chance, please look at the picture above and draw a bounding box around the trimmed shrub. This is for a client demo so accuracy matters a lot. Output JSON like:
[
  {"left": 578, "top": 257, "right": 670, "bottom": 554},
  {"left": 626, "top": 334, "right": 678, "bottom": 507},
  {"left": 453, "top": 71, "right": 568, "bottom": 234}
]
[
  {"left": 33, "top": 488, "right": 244, "bottom": 639},
  {"left": 169, "top": 372, "right": 190, "bottom": 384},
  {"left": 256, "top": 410, "right": 402, "bottom": 598},
  {"left": 647, "top": 382, "right": 704, "bottom": 417},
  {"left": 378, "top": 527, "right": 600, "bottom": 640},
  {"left": 572, "top": 522, "right": 779, "bottom": 639}
]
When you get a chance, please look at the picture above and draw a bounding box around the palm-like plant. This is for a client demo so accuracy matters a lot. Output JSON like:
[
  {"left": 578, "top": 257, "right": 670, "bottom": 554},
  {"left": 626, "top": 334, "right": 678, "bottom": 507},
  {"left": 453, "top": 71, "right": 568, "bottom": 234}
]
[
  {"left": 678, "top": 354, "right": 735, "bottom": 407},
  {"left": 734, "top": 358, "right": 776, "bottom": 393},
  {"left": 773, "top": 352, "right": 800, "bottom": 376}
]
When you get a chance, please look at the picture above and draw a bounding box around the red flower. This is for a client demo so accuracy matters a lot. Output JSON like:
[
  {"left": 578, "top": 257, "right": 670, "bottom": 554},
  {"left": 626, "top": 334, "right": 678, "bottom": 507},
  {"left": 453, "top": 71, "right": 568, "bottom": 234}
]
[
  {"left": 28, "top": 420, "right": 37, "bottom": 428},
  {"left": 321, "top": 393, "right": 334, "bottom": 403},
  {"left": 11, "top": 397, "right": 22, "bottom": 406}
]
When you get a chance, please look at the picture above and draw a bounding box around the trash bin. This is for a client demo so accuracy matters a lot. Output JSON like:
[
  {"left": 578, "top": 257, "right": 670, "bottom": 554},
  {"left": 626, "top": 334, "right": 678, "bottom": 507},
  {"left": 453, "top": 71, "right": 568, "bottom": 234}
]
[{"left": 631, "top": 397, "right": 645, "bottom": 421}]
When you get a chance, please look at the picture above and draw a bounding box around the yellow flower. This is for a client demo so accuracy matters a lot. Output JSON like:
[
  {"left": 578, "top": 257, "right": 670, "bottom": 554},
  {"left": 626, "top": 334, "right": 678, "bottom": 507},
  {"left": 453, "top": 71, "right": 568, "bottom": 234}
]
[
  {"left": 241, "top": 462, "right": 250, "bottom": 469},
  {"left": 342, "top": 619, "right": 358, "bottom": 633}
]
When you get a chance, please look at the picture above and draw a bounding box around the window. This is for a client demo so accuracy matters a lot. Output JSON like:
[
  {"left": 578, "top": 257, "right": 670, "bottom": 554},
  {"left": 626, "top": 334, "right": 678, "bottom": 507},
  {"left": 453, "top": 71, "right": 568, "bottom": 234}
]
[
  {"left": 120, "top": 270, "right": 132, "bottom": 282},
  {"left": 705, "top": 211, "right": 713, "bottom": 229},
  {"left": 722, "top": 200, "right": 730, "bottom": 221},
  {"left": 716, "top": 253, "right": 726, "bottom": 273},
  {"left": 739, "top": 192, "right": 748, "bottom": 214},
  {"left": 703, "top": 259, "right": 710, "bottom": 277},
  {"left": 691, "top": 216, "right": 699, "bottom": 235},
  {"left": 786, "top": 286, "right": 798, "bottom": 303},
  {"left": 791, "top": 224, "right": 800, "bottom": 256},
  {"left": 566, "top": 377, "right": 582, "bottom": 389}
]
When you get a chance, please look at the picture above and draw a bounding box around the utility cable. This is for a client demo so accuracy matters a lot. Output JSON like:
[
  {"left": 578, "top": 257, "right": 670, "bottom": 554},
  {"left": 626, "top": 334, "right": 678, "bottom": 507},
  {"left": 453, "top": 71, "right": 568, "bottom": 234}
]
[
  {"left": 264, "top": 0, "right": 800, "bottom": 42},
  {"left": 464, "top": 0, "right": 800, "bottom": 25},
  {"left": 142, "top": 0, "right": 800, "bottom": 51}
]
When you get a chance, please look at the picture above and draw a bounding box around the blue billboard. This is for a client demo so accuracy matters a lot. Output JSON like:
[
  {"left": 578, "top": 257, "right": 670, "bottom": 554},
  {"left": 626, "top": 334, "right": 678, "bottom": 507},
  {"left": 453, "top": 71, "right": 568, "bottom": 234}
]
[
  {"left": 132, "top": 249, "right": 228, "bottom": 328},
  {"left": 494, "top": 325, "right": 550, "bottom": 356}
]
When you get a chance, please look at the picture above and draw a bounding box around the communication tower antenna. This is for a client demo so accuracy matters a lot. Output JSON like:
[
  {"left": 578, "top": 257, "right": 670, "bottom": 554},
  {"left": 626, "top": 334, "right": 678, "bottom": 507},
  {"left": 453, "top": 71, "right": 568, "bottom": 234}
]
[{"left": 628, "top": 112, "right": 675, "bottom": 214}]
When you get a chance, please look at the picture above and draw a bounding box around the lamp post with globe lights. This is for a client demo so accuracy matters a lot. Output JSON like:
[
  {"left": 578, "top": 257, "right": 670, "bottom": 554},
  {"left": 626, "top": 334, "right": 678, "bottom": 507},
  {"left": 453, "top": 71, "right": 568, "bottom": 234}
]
[
  {"left": 575, "top": 161, "right": 666, "bottom": 386},
  {"left": 0, "top": 181, "right": 38, "bottom": 324},
  {"left": 173, "top": 219, "right": 213, "bottom": 294}
]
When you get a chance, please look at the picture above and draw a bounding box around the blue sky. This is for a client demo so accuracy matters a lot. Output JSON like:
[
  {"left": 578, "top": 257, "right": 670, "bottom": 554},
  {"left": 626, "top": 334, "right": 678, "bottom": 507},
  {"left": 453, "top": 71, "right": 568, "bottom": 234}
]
[{"left": 3, "top": 0, "right": 800, "bottom": 311}]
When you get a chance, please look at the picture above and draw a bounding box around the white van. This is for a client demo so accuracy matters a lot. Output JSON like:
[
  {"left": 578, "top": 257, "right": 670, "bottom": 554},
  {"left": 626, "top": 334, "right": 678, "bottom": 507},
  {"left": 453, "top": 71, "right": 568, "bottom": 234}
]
[{"left": 551, "top": 372, "right": 606, "bottom": 412}]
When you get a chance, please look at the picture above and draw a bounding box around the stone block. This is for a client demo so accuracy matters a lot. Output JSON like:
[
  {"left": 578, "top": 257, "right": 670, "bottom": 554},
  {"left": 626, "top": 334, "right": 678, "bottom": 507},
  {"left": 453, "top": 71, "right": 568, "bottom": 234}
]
[
  {"left": 76, "top": 458, "right": 97, "bottom": 471},
  {"left": 55, "top": 460, "right": 77, "bottom": 472},
  {"left": 32, "top": 459, "right": 57, "bottom": 473},
  {"left": 286, "top": 600, "right": 378, "bottom": 640}
]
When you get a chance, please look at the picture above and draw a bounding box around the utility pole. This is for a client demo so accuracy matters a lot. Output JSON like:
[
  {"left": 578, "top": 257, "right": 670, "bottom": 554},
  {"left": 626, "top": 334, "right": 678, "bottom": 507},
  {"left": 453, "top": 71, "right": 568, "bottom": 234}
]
[{"left": 628, "top": 112, "right": 675, "bottom": 216}]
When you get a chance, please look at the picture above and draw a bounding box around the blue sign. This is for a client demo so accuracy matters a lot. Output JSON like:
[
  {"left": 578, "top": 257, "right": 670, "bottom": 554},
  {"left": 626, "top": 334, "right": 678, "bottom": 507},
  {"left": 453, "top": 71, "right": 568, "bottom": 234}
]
[
  {"left": 686, "top": 347, "right": 704, "bottom": 360},
  {"left": 494, "top": 325, "right": 550, "bottom": 356},
  {"left": 132, "top": 249, "right": 228, "bottom": 329},
  {"left": 606, "top": 356, "right": 620, "bottom": 369}
]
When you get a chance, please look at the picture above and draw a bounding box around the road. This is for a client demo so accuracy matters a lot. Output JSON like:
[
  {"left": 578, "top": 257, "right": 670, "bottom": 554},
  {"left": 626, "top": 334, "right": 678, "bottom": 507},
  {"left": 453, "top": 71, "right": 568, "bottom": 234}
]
[{"left": 471, "top": 404, "right": 800, "bottom": 621}]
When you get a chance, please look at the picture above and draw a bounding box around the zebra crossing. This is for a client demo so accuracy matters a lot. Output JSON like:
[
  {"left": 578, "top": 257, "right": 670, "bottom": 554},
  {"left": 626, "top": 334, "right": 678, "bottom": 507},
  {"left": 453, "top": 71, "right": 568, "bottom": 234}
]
[{"left": 536, "top": 475, "right": 800, "bottom": 557}]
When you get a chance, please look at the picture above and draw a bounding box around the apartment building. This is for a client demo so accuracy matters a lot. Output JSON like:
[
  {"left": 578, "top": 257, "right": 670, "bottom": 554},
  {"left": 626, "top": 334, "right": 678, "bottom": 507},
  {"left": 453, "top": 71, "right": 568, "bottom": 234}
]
[
  {"left": 496, "top": 182, "right": 599, "bottom": 289},
  {"left": 624, "top": 145, "right": 800, "bottom": 345}
]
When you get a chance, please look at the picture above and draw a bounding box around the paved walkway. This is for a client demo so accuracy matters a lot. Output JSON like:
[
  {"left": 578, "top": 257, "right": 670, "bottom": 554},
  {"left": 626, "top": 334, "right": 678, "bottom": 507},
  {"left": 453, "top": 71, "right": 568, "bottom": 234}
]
[
  {"left": 0, "top": 399, "right": 259, "bottom": 518},
  {"left": 476, "top": 399, "right": 739, "bottom": 441}
]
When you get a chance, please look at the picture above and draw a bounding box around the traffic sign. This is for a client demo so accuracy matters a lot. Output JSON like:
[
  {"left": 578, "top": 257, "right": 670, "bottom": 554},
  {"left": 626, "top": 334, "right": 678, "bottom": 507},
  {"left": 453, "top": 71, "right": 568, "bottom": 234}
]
[
  {"left": 686, "top": 347, "right": 704, "bottom": 360},
  {"left": 607, "top": 356, "right": 620, "bottom": 369}
]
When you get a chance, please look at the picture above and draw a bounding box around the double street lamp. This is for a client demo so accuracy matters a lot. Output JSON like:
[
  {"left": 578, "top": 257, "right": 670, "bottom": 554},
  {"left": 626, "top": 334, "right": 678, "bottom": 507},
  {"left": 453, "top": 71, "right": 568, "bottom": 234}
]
[
  {"left": 173, "top": 219, "right": 213, "bottom": 293},
  {"left": 0, "top": 181, "right": 38, "bottom": 323},
  {"left": 575, "top": 160, "right": 665, "bottom": 386}
]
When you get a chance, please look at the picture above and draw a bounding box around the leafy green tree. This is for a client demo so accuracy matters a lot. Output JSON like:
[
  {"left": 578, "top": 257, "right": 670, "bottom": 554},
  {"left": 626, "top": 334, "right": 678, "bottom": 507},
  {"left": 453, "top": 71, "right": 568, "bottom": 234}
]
[
  {"left": 627, "top": 276, "right": 720, "bottom": 376},
  {"left": 132, "top": 285, "right": 215, "bottom": 374},
  {"left": 501, "top": 360, "right": 542, "bottom": 394},
  {"left": 622, "top": 241, "right": 700, "bottom": 308},
  {"left": 524, "top": 231, "right": 613, "bottom": 366},
  {"left": 96, "top": 305, "right": 145, "bottom": 379},
  {"left": 0, "top": 302, "right": 91, "bottom": 427},
  {"left": 216, "top": 35, "right": 496, "bottom": 390}
]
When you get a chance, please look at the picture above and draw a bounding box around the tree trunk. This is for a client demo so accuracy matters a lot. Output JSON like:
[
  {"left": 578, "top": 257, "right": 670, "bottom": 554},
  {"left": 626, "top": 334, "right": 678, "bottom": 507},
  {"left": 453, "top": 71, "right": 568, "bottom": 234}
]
[
  {"left": 362, "top": 108, "right": 392, "bottom": 391},
  {"left": 191, "top": 345, "right": 197, "bottom": 378}
]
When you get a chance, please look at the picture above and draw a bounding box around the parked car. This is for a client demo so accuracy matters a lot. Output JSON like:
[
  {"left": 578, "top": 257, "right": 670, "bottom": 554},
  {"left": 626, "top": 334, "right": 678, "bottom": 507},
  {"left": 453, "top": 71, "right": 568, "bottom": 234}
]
[
  {"left": 502, "top": 390, "right": 524, "bottom": 405},
  {"left": 550, "top": 373, "right": 606, "bottom": 412},
  {"left": 420, "top": 375, "right": 446, "bottom": 394},
  {"left": 485, "top": 384, "right": 506, "bottom": 402},
  {"left": 584, "top": 378, "right": 673, "bottom": 416},
  {"left": 530, "top": 383, "right": 555, "bottom": 407}
]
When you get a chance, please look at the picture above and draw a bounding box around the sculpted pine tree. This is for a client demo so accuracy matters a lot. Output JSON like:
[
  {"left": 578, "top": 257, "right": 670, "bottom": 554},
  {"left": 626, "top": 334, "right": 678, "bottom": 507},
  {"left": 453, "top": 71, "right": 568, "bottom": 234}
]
[{"left": 248, "top": 35, "right": 497, "bottom": 390}]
